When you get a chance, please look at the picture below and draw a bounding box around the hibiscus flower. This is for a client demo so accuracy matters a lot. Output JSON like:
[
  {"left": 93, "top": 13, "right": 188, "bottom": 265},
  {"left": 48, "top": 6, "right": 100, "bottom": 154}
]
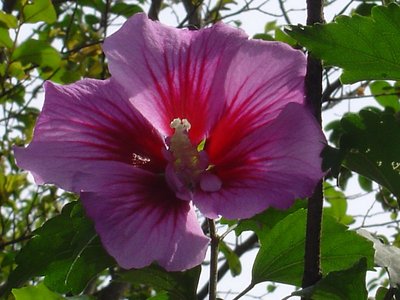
[{"left": 14, "top": 13, "right": 325, "bottom": 271}]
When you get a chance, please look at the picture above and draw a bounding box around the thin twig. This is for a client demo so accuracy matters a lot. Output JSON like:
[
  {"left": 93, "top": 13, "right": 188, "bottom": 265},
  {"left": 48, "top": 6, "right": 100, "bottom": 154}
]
[
  {"left": 231, "top": 283, "right": 255, "bottom": 300},
  {"left": 278, "top": 0, "right": 291, "bottom": 24},
  {"left": 208, "top": 218, "right": 219, "bottom": 300},
  {"left": 197, "top": 234, "right": 258, "bottom": 300}
]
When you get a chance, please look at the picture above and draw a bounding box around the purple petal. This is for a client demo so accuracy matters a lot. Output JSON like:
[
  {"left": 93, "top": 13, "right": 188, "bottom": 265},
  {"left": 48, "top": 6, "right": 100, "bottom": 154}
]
[
  {"left": 14, "top": 79, "right": 166, "bottom": 193},
  {"left": 103, "top": 13, "right": 248, "bottom": 143},
  {"left": 80, "top": 163, "right": 209, "bottom": 271},
  {"left": 196, "top": 103, "right": 325, "bottom": 219}
]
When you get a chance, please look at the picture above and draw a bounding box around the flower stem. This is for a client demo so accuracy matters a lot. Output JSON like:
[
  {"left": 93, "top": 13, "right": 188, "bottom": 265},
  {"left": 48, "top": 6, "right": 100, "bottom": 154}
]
[{"left": 207, "top": 218, "right": 219, "bottom": 300}]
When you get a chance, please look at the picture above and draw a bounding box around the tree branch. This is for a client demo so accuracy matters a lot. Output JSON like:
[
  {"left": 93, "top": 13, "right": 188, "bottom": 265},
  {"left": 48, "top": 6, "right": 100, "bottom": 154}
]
[
  {"left": 302, "top": 0, "right": 325, "bottom": 294},
  {"left": 148, "top": 0, "right": 163, "bottom": 21},
  {"left": 182, "top": 0, "right": 203, "bottom": 29}
]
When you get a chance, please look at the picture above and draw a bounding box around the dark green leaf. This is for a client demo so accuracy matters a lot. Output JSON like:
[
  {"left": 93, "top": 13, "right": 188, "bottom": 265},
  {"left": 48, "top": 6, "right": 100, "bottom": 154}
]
[
  {"left": 252, "top": 209, "right": 374, "bottom": 286},
  {"left": 353, "top": 3, "right": 377, "bottom": 16},
  {"left": 5, "top": 202, "right": 114, "bottom": 295},
  {"left": 110, "top": 2, "right": 143, "bottom": 18},
  {"left": 358, "top": 175, "right": 373, "bottom": 192},
  {"left": 370, "top": 81, "right": 400, "bottom": 111},
  {"left": 310, "top": 258, "right": 368, "bottom": 300},
  {"left": 84, "top": 14, "right": 99, "bottom": 25},
  {"left": 340, "top": 108, "right": 400, "bottom": 200},
  {"left": 23, "top": 0, "right": 57, "bottom": 24},
  {"left": 12, "top": 39, "right": 61, "bottom": 69},
  {"left": 321, "top": 145, "right": 345, "bottom": 176},
  {"left": 375, "top": 287, "right": 390, "bottom": 300},
  {"left": 286, "top": 4, "right": 400, "bottom": 83},
  {"left": 120, "top": 265, "right": 201, "bottom": 300}
]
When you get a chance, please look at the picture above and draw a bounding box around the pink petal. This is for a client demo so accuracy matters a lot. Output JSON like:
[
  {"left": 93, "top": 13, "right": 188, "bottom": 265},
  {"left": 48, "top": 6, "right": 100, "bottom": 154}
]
[
  {"left": 14, "top": 79, "right": 166, "bottom": 193},
  {"left": 80, "top": 163, "right": 209, "bottom": 271},
  {"left": 103, "top": 13, "right": 248, "bottom": 143},
  {"left": 195, "top": 103, "right": 325, "bottom": 219},
  {"left": 207, "top": 40, "right": 307, "bottom": 159}
]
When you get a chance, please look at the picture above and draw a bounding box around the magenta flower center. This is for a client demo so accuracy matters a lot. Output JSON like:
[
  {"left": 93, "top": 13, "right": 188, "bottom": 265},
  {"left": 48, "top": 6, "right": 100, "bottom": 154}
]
[{"left": 166, "top": 118, "right": 222, "bottom": 200}]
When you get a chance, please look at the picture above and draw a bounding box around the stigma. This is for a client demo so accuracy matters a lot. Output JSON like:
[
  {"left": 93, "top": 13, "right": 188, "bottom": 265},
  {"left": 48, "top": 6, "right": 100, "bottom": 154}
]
[{"left": 165, "top": 118, "right": 221, "bottom": 200}]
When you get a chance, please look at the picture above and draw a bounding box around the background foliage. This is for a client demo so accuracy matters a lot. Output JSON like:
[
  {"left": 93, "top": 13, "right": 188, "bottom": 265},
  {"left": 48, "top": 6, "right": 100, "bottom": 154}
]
[{"left": 0, "top": 0, "right": 400, "bottom": 299}]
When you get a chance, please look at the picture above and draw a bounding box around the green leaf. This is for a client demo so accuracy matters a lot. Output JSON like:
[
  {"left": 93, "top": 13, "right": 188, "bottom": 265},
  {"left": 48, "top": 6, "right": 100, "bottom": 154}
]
[
  {"left": 252, "top": 33, "right": 274, "bottom": 41},
  {"left": 274, "top": 28, "right": 296, "bottom": 46},
  {"left": 358, "top": 175, "right": 373, "bottom": 192},
  {"left": 148, "top": 292, "right": 170, "bottom": 300},
  {"left": 219, "top": 241, "right": 242, "bottom": 277},
  {"left": 12, "top": 39, "right": 61, "bottom": 69},
  {"left": 0, "top": 27, "right": 13, "bottom": 48},
  {"left": 0, "top": 11, "right": 18, "bottom": 28},
  {"left": 340, "top": 108, "right": 400, "bottom": 200},
  {"left": 12, "top": 283, "right": 64, "bottom": 300},
  {"left": 353, "top": 3, "right": 377, "bottom": 16},
  {"left": 321, "top": 145, "right": 345, "bottom": 177},
  {"left": 252, "top": 209, "right": 374, "bottom": 286},
  {"left": 23, "top": 0, "right": 57, "bottom": 24},
  {"left": 120, "top": 265, "right": 201, "bottom": 300},
  {"left": 324, "top": 182, "right": 354, "bottom": 225},
  {"left": 228, "top": 200, "right": 306, "bottom": 238},
  {"left": 5, "top": 202, "right": 115, "bottom": 295},
  {"left": 110, "top": 2, "right": 143, "bottom": 18},
  {"left": 286, "top": 4, "right": 400, "bottom": 83},
  {"left": 310, "top": 258, "right": 368, "bottom": 300},
  {"left": 369, "top": 81, "right": 400, "bottom": 111}
]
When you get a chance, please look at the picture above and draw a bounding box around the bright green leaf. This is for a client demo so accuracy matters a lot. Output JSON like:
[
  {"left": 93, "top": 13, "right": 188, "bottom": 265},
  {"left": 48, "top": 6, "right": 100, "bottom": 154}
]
[
  {"left": 340, "top": 108, "right": 400, "bottom": 200},
  {"left": 12, "top": 39, "right": 61, "bottom": 69},
  {"left": 23, "top": 0, "right": 57, "bottom": 24},
  {"left": 286, "top": 4, "right": 400, "bottom": 83},
  {"left": 369, "top": 81, "right": 400, "bottom": 111},
  {"left": 219, "top": 241, "right": 242, "bottom": 277},
  {"left": 0, "top": 11, "right": 18, "bottom": 28},
  {"left": 324, "top": 182, "right": 354, "bottom": 225},
  {"left": 12, "top": 283, "right": 64, "bottom": 300},
  {"left": 252, "top": 209, "right": 374, "bottom": 286},
  {"left": 0, "top": 27, "right": 13, "bottom": 48},
  {"left": 274, "top": 28, "right": 296, "bottom": 46},
  {"left": 121, "top": 265, "right": 201, "bottom": 300},
  {"left": 228, "top": 200, "right": 306, "bottom": 238},
  {"left": 310, "top": 258, "right": 368, "bottom": 300},
  {"left": 252, "top": 33, "right": 274, "bottom": 41}
]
